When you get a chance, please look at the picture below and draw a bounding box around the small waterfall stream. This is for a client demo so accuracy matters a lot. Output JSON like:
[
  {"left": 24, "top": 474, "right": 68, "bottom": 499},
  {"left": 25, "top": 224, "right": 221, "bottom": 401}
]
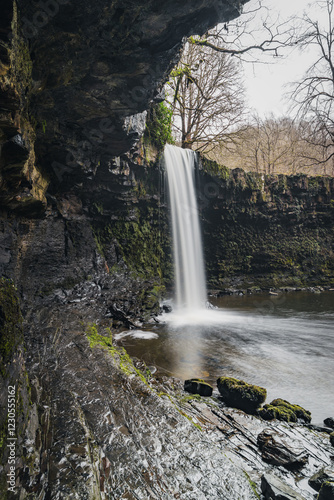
[{"left": 164, "top": 144, "right": 206, "bottom": 311}]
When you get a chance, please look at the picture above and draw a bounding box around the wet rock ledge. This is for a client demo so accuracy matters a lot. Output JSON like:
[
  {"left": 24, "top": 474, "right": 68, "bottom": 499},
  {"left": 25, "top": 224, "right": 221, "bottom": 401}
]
[{"left": 1, "top": 281, "right": 333, "bottom": 499}]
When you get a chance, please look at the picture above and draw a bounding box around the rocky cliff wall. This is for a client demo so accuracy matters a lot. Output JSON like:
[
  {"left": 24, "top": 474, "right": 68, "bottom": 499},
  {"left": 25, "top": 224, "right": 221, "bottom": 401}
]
[
  {"left": 199, "top": 159, "right": 334, "bottom": 291},
  {"left": 1, "top": 145, "right": 333, "bottom": 314}
]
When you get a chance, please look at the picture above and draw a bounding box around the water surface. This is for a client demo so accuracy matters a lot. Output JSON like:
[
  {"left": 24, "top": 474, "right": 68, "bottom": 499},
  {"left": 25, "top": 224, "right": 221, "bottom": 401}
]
[{"left": 117, "top": 292, "right": 334, "bottom": 423}]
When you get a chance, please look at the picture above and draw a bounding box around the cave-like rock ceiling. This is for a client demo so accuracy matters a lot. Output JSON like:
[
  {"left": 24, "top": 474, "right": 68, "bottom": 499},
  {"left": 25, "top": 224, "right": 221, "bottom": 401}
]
[{"left": 0, "top": 0, "right": 247, "bottom": 211}]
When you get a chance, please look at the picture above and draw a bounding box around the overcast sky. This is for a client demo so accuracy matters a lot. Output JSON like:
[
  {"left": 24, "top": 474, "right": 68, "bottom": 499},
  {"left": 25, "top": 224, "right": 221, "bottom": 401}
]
[{"left": 241, "top": 0, "right": 325, "bottom": 117}]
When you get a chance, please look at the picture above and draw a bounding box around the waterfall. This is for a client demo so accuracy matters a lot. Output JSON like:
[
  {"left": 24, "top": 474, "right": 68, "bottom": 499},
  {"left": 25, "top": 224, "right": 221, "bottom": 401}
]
[{"left": 164, "top": 144, "right": 207, "bottom": 311}]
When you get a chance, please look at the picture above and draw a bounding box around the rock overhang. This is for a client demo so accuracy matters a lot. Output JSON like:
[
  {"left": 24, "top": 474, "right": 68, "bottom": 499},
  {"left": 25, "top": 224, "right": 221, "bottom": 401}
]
[{"left": 0, "top": 0, "right": 249, "bottom": 207}]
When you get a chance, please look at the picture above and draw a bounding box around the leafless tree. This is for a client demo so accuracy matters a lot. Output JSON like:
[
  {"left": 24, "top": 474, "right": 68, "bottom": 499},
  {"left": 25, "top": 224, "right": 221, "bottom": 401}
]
[
  {"left": 167, "top": 40, "right": 245, "bottom": 151},
  {"left": 289, "top": 0, "right": 334, "bottom": 165},
  {"left": 189, "top": 0, "right": 295, "bottom": 63},
  {"left": 210, "top": 115, "right": 334, "bottom": 176},
  {"left": 224, "top": 115, "right": 300, "bottom": 175},
  {"left": 166, "top": 0, "right": 298, "bottom": 152}
]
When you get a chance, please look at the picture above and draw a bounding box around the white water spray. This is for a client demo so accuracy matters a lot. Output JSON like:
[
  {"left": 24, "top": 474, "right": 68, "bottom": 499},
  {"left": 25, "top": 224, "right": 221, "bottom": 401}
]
[{"left": 164, "top": 144, "right": 207, "bottom": 311}]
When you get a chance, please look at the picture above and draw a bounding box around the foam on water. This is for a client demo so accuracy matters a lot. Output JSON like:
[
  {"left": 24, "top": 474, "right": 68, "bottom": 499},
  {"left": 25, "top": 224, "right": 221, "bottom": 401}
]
[{"left": 115, "top": 330, "right": 159, "bottom": 340}]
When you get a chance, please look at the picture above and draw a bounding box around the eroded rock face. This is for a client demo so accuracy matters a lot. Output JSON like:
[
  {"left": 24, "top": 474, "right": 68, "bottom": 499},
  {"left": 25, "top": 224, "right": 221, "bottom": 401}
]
[
  {"left": 199, "top": 161, "right": 334, "bottom": 290},
  {"left": 261, "top": 473, "right": 306, "bottom": 500},
  {"left": 16, "top": 303, "right": 260, "bottom": 499},
  {"left": 257, "top": 428, "right": 309, "bottom": 469},
  {"left": 1, "top": 0, "right": 248, "bottom": 209}
]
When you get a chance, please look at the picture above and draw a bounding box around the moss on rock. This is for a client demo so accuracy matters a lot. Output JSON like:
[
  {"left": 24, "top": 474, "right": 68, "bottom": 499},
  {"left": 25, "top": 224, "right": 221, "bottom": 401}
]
[
  {"left": 0, "top": 278, "right": 23, "bottom": 372},
  {"left": 217, "top": 376, "right": 266, "bottom": 413},
  {"left": 258, "top": 398, "right": 311, "bottom": 423},
  {"left": 258, "top": 404, "right": 297, "bottom": 423}
]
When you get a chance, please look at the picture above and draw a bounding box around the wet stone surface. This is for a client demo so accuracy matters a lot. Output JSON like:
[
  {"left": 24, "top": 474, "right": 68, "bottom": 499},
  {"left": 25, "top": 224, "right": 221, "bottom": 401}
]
[{"left": 8, "top": 297, "right": 333, "bottom": 499}]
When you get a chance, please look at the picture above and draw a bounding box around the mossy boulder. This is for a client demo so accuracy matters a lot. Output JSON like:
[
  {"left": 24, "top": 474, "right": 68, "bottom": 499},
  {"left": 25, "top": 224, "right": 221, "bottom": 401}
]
[
  {"left": 258, "top": 398, "right": 311, "bottom": 423},
  {"left": 258, "top": 404, "right": 297, "bottom": 423},
  {"left": 184, "top": 379, "right": 213, "bottom": 397},
  {"left": 217, "top": 376, "right": 266, "bottom": 413}
]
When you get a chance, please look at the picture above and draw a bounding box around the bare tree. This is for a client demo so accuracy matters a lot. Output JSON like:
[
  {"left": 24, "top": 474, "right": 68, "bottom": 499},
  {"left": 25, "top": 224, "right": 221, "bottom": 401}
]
[
  {"left": 188, "top": 1, "right": 295, "bottom": 63},
  {"left": 167, "top": 40, "right": 245, "bottom": 151},
  {"left": 225, "top": 115, "right": 299, "bottom": 175},
  {"left": 210, "top": 115, "right": 334, "bottom": 176},
  {"left": 166, "top": 0, "right": 298, "bottom": 152},
  {"left": 290, "top": 0, "right": 334, "bottom": 165}
]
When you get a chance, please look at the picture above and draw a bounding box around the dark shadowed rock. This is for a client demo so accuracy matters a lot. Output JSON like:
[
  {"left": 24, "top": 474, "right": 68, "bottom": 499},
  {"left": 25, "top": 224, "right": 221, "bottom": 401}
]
[
  {"left": 324, "top": 417, "right": 334, "bottom": 429},
  {"left": 261, "top": 472, "right": 306, "bottom": 500},
  {"left": 318, "top": 481, "right": 334, "bottom": 500},
  {"left": 308, "top": 467, "right": 334, "bottom": 492},
  {"left": 330, "top": 432, "right": 334, "bottom": 447},
  {"left": 257, "top": 428, "right": 308, "bottom": 469},
  {"left": 184, "top": 378, "right": 213, "bottom": 397},
  {"left": 0, "top": 0, "right": 248, "bottom": 209},
  {"left": 217, "top": 376, "right": 266, "bottom": 413}
]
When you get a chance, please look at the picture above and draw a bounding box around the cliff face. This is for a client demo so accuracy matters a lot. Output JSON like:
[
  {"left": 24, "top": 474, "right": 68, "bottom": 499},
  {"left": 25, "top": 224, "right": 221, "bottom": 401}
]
[
  {"left": 0, "top": 0, "right": 243, "bottom": 214},
  {"left": 199, "top": 160, "right": 334, "bottom": 291}
]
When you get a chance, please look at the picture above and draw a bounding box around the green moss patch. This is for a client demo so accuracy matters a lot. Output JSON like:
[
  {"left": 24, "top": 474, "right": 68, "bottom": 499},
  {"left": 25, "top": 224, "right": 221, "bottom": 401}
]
[
  {"left": 258, "top": 398, "right": 311, "bottom": 423},
  {"left": 86, "top": 323, "right": 151, "bottom": 385},
  {"left": 0, "top": 278, "right": 23, "bottom": 370},
  {"left": 144, "top": 101, "right": 174, "bottom": 151}
]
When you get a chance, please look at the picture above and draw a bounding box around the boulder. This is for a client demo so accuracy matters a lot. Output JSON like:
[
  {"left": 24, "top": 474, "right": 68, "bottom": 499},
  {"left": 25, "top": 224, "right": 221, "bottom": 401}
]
[
  {"left": 308, "top": 467, "right": 334, "bottom": 492},
  {"left": 184, "top": 379, "right": 213, "bottom": 397},
  {"left": 330, "top": 432, "right": 334, "bottom": 447},
  {"left": 261, "top": 472, "right": 306, "bottom": 500},
  {"left": 258, "top": 398, "right": 311, "bottom": 423},
  {"left": 324, "top": 417, "right": 334, "bottom": 429},
  {"left": 318, "top": 481, "right": 334, "bottom": 500},
  {"left": 257, "top": 428, "right": 308, "bottom": 469},
  {"left": 216, "top": 376, "right": 266, "bottom": 413}
]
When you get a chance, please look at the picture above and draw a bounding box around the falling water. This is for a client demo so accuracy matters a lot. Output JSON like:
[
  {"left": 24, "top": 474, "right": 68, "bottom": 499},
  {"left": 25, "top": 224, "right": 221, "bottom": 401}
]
[{"left": 164, "top": 144, "right": 206, "bottom": 310}]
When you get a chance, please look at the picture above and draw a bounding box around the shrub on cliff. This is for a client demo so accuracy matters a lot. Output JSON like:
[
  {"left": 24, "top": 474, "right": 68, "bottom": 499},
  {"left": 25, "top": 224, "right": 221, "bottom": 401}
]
[{"left": 144, "top": 101, "right": 174, "bottom": 150}]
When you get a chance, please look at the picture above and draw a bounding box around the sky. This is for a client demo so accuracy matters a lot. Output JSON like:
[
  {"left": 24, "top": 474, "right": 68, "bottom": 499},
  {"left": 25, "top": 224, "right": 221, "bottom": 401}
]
[{"left": 240, "top": 0, "right": 325, "bottom": 117}]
